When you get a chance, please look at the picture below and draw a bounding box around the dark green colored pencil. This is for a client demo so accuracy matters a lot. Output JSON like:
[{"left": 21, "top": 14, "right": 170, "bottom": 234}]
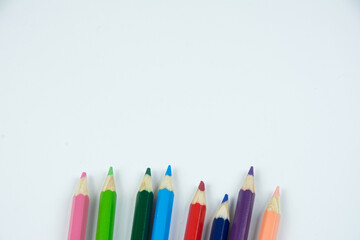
[{"left": 131, "top": 168, "right": 154, "bottom": 240}]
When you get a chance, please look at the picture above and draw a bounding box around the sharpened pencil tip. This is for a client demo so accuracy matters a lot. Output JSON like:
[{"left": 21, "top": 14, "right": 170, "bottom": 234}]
[
  {"left": 145, "top": 168, "right": 151, "bottom": 176},
  {"left": 222, "top": 194, "right": 228, "bottom": 203},
  {"left": 165, "top": 165, "right": 172, "bottom": 176},
  {"left": 248, "top": 166, "right": 254, "bottom": 176},
  {"left": 80, "top": 172, "right": 87, "bottom": 178},
  {"left": 198, "top": 181, "right": 205, "bottom": 191},
  {"left": 273, "top": 186, "right": 280, "bottom": 197},
  {"left": 107, "top": 166, "right": 113, "bottom": 176}
]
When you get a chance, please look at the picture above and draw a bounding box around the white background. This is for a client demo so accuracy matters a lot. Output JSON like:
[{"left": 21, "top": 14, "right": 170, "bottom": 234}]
[{"left": 1, "top": 0, "right": 360, "bottom": 239}]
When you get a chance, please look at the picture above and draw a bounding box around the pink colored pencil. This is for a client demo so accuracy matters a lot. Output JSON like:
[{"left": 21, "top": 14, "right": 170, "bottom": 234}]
[{"left": 68, "top": 172, "right": 90, "bottom": 240}]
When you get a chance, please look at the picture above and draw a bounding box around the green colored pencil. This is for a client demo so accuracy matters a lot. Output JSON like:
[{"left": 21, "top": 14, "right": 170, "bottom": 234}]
[
  {"left": 96, "top": 167, "right": 117, "bottom": 240},
  {"left": 131, "top": 168, "right": 154, "bottom": 240}
]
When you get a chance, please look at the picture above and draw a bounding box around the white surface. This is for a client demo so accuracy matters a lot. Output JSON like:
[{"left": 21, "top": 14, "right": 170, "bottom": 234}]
[{"left": 0, "top": 0, "right": 359, "bottom": 239}]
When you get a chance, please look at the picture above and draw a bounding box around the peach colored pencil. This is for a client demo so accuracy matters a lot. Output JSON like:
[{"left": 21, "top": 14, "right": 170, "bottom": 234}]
[
  {"left": 68, "top": 172, "right": 89, "bottom": 240},
  {"left": 258, "top": 186, "right": 281, "bottom": 240}
]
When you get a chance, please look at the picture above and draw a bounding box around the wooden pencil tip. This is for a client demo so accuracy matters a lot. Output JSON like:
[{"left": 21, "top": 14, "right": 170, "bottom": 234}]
[
  {"left": 198, "top": 181, "right": 205, "bottom": 191},
  {"left": 80, "top": 172, "right": 87, "bottom": 178},
  {"left": 273, "top": 186, "right": 280, "bottom": 197},
  {"left": 165, "top": 165, "right": 172, "bottom": 176},
  {"left": 248, "top": 166, "right": 254, "bottom": 176},
  {"left": 145, "top": 168, "right": 151, "bottom": 176},
  {"left": 107, "top": 166, "right": 113, "bottom": 176}
]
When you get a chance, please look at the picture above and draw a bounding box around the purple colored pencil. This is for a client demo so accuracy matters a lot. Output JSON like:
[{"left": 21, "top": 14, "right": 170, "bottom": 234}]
[{"left": 229, "top": 166, "right": 255, "bottom": 240}]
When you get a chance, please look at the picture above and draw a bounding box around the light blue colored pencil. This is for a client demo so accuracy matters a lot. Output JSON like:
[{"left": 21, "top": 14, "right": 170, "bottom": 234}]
[{"left": 151, "top": 165, "right": 174, "bottom": 240}]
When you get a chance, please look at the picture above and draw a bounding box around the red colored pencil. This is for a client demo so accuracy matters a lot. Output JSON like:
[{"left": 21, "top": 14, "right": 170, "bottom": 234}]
[{"left": 184, "top": 181, "right": 207, "bottom": 240}]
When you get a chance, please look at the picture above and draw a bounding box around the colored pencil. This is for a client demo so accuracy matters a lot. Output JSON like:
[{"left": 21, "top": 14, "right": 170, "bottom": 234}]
[
  {"left": 151, "top": 165, "right": 174, "bottom": 240},
  {"left": 258, "top": 187, "right": 281, "bottom": 240},
  {"left": 68, "top": 172, "right": 89, "bottom": 240},
  {"left": 230, "top": 166, "right": 255, "bottom": 240},
  {"left": 209, "top": 194, "right": 230, "bottom": 240},
  {"left": 184, "top": 181, "right": 207, "bottom": 240},
  {"left": 131, "top": 168, "right": 154, "bottom": 240},
  {"left": 96, "top": 167, "right": 117, "bottom": 240}
]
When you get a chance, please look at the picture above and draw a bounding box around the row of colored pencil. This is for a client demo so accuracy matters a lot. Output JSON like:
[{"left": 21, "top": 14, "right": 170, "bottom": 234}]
[{"left": 68, "top": 166, "right": 281, "bottom": 240}]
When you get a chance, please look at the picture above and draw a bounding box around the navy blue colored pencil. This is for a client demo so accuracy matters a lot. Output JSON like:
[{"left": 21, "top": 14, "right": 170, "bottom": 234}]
[{"left": 209, "top": 194, "right": 230, "bottom": 240}]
